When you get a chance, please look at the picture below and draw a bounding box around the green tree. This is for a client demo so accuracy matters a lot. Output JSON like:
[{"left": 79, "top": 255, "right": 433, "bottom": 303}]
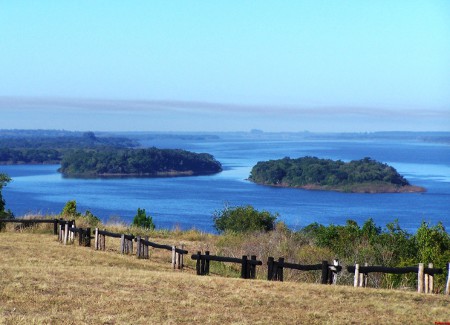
[
  {"left": 213, "top": 205, "right": 278, "bottom": 233},
  {"left": 132, "top": 208, "right": 155, "bottom": 230},
  {"left": 0, "top": 173, "right": 14, "bottom": 230},
  {"left": 61, "top": 200, "right": 80, "bottom": 217}
]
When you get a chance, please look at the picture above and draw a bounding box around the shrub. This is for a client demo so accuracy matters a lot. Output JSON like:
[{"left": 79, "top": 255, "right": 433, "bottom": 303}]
[
  {"left": 132, "top": 208, "right": 155, "bottom": 230},
  {"left": 213, "top": 205, "right": 278, "bottom": 233}
]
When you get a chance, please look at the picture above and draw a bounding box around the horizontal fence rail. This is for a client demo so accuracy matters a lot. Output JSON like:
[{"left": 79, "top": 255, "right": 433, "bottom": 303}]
[
  {"left": 191, "top": 251, "right": 262, "bottom": 279},
  {"left": 348, "top": 263, "right": 444, "bottom": 293},
  {"left": 267, "top": 257, "right": 342, "bottom": 284}
]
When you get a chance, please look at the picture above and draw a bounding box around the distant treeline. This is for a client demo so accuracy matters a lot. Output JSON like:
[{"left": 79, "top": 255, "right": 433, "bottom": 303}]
[
  {"left": 59, "top": 148, "right": 222, "bottom": 177},
  {"left": 249, "top": 157, "right": 422, "bottom": 193},
  {"left": 0, "top": 132, "right": 137, "bottom": 164}
]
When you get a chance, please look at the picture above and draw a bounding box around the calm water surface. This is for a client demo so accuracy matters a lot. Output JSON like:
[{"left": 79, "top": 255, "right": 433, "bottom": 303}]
[{"left": 2, "top": 137, "right": 449, "bottom": 232}]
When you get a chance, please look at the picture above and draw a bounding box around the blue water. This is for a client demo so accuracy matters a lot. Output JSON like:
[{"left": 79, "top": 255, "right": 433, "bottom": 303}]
[{"left": 2, "top": 137, "right": 449, "bottom": 233}]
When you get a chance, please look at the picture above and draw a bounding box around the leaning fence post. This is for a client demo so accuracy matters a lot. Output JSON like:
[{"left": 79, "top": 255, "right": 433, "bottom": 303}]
[
  {"left": 321, "top": 260, "right": 329, "bottom": 284},
  {"left": 418, "top": 263, "right": 424, "bottom": 293},
  {"left": 354, "top": 264, "right": 360, "bottom": 287}
]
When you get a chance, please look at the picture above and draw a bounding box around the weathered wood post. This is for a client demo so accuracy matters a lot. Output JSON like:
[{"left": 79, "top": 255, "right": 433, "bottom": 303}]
[
  {"left": 128, "top": 236, "right": 133, "bottom": 254},
  {"left": 277, "top": 257, "right": 284, "bottom": 281},
  {"left": 418, "top": 263, "right": 424, "bottom": 293},
  {"left": 428, "top": 263, "right": 434, "bottom": 294},
  {"left": 195, "top": 251, "right": 202, "bottom": 275},
  {"left": 321, "top": 260, "right": 329, "bottom": 284},
  {"left": 120, "top": 234, "right": 126, "bottom": 254},
  {"left": 205, "top": 251, "right": 210, "bottom": 274},
  {"left": 58, "top": 224, "right": 63, "bottom": 242},
  {"left": 250, "top": 255, "right": 257, "bottom": 279},
  {"left": 177, "top": 244, "right": 184, "bottom": 270},
  {"left": 332, "top": 259, "right": 340, "bottom": 285},
  {"left": 360, "top": 262, "right": 369, "bottom": 287},
  {"left": 143, "top": 236, "right": 149, "bottom": 258},
  {"left": 445, "top": 263, "right": 450, "bottom": 295},
  {"left": 354, "top": 264, "right": 360, "bottom": 287},
  {"left": 267, "top": 257, "right": 274, "bottom": 281},
  {"left": 63, "top": 222, "right": 69, "bottom": 245},
  {"left": 94, "top": 228, "right": 99, "bottom": 250},
  {"left": 53, "top": 219, "right": 58, "bottom": 235},
  {"left": 136, "top": 236, "right": 141, "bottom": 258},
  {"left": 241, "top": 255, "right": 248, "bottom": 279},
  {"left": 172, "top": 245, "right": 177, "bottom": 269}
]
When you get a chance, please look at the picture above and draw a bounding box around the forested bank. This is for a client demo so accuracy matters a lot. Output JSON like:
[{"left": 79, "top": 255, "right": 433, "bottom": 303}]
[{"left": 249, "top": 156, "right": 425, "bottom": 193}]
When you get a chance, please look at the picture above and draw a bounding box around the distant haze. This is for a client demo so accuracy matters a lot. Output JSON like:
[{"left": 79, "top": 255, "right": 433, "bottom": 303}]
[{"left": 0, "top": 2, "right": 449, "bottom": 132}]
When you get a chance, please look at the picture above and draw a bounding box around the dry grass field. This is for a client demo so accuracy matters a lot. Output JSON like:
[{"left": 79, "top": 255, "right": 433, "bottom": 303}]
[{"left": 1, "top": 231, "right": 449, "bottom": 324}]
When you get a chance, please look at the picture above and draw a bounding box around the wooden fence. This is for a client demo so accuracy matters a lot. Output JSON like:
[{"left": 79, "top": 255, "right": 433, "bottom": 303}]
[
  {"left": 267, "top": 257, "right": 342, "bottom": 284},
  {"left": 93, "top": 228, "right": 187, "bottom": 269},
  {"left": 0, "top": 218, "right": 61, "bottom": 235},
  {"left": 2, "top": 220, "right": 450, "bottom": 294},
  {"left": 347, "top": 263, "right": 444, "bottom": 293},
  {"left": 191, "top": 251, "right": 262, "bottom": 279}
]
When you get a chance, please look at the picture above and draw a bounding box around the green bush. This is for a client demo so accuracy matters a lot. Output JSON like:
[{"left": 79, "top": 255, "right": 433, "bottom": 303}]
[
  {"left": 213, "top": 205, "right": 278, "bottom": 233},
  {"left": 132, "top": 208, "right": 155, "bottom": 230}
]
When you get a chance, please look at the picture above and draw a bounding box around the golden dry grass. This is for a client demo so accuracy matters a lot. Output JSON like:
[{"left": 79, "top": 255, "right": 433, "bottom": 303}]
[{"left": 1, "top": 231, "right": 449, "bottom": 324}]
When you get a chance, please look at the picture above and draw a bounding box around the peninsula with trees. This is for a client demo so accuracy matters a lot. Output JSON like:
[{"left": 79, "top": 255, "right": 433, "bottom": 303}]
[{"left": 249, "top": 156, "right": 425, "bottom": 193}]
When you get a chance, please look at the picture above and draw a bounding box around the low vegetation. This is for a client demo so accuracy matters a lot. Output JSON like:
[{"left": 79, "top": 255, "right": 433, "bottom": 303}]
[
  {"left": 1, "top": 227, "right": 449, "bottom": 324},
  {"left": 249, "top": 156, "right": 425, "bottom": 193}
]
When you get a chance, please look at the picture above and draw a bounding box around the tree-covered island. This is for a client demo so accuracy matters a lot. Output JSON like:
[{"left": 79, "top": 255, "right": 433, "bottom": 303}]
[
  {"left": 249, "top": 156, "right": 425, "bottom": 193},
  {"left": 59, "top": 148, "right": 222, "bottom": 177}
]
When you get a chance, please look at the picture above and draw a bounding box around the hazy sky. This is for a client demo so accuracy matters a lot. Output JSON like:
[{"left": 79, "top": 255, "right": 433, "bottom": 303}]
[{"left": 1, "top": 1, "right": 449, "bottom": 132}]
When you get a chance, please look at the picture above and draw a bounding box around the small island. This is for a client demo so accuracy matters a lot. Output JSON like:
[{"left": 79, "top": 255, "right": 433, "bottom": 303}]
[
  {"left": 59, "top": 148, "right": 222, "bottom": 177},
  {"left": 249, "top": 156, "right": 425, "bottom": 193}
]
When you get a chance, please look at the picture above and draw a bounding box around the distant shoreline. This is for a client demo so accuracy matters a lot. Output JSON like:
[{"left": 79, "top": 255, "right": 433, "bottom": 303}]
[{"left": 249, "top": 180, "right": 426, "bottom": 194}]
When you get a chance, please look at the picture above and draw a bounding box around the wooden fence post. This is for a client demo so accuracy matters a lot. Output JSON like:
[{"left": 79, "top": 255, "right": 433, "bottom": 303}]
[
  {"left": 332, "top": 259, "right": 340, "bottom": 285},
  {"left": 177, "top": 244, "right": 184, "bottom": 270},
  {"left": 360, "top": 262, "right": 368, "bottom": 287},
  {"left": 428, "top": 263, "right": 434, "bottom": 294},
  {"left": 321, "top": 260, "right": 329, "bottom": 284},
  {"left": 205, "top": 251, "right": 210, "bottom": 274},
  {"left": 196, "top": 251, "right": 202, "bottom": 275},
  {"left": 418, "top": 263, "right": 424, "bottom": 293},
  {"left": 354, "top": 264, "right": 360, "bottom": 287},
  {"left": 172, "top": 246, "right": 177, "bottom": 269},
  {"left": 53, "top": 219, "right": 58, "bottom": 235},
  {"left": 63, "top": 222, "right": 69, "bottom": 245},
  {"left": 267, "top": 257, "right": 274, "bottom": 281},
  {"left": 250, "top": 255, "right": 257, "bottom": 279},
  {"left": 445, "top": 263, "right": 450, "bottom": 295},
  {"left": 143, "top": 236, "right": 148, "bottom": 259},
  {"left": 241, "top": 255, "right": 248, "bottom": 279},
  {"left": 277, "top": 257, "right": 284, "bottom": 281},
  {"left": 136, "top": 236, "right": 141, "bottom": 258},
  {"left": 94, "top": 228, "right": 99, "bottom": 250},
  {"left": 120, "top": 234, "right": 125, "bottom": 254}
]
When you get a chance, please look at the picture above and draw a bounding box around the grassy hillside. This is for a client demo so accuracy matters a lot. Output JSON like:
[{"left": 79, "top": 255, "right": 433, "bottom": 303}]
[{"left": 1, "top": 231, "right": 449, "bottom": 324}]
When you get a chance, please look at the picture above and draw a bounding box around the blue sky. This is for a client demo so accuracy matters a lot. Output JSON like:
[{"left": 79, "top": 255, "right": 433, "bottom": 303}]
[{"left": 0, "top": 1, "right": 449, "bottom": 132}]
